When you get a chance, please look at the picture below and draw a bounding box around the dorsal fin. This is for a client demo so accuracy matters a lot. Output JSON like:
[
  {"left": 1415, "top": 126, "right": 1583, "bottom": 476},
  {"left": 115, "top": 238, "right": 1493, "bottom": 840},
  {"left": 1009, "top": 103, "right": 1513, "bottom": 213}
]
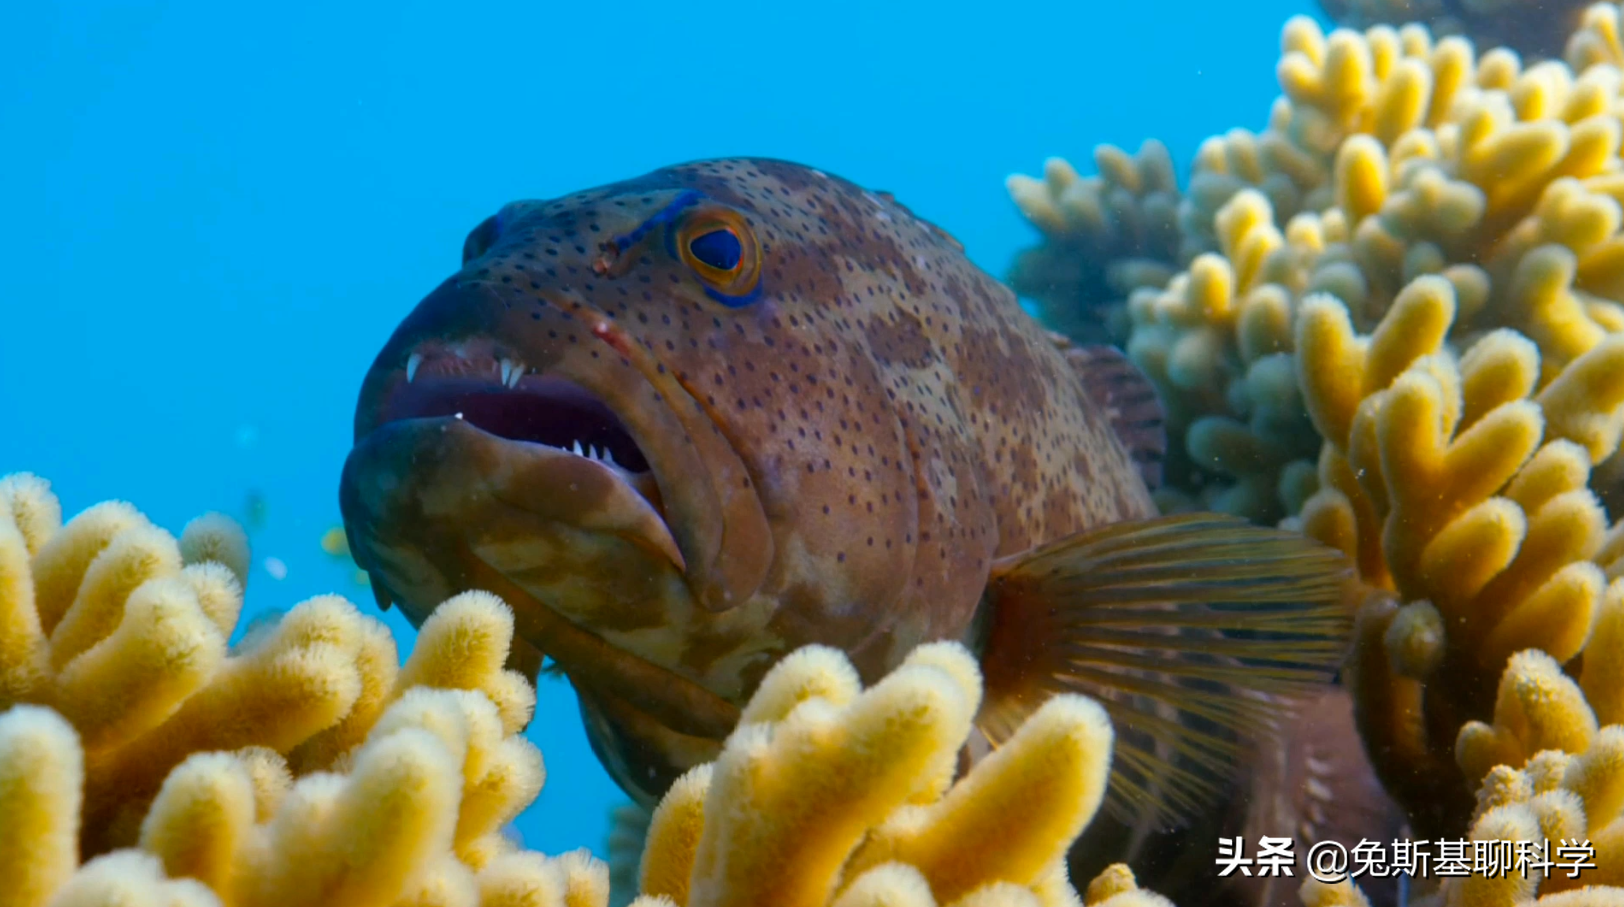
[{"left": 1063, "top": 343, "right": 1167, "bottom": 489}]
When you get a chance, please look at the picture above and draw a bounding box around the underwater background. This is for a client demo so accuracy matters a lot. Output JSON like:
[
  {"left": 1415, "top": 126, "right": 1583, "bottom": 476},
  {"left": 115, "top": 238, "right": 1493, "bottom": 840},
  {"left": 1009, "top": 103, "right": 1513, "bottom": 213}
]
[{"left": 0, "top": 0, "right": 1313, "bottom": 859}]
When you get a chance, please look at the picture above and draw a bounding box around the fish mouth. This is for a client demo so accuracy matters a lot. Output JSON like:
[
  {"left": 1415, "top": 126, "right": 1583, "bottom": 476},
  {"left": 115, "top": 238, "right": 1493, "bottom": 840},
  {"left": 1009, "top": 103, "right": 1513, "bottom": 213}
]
[
  {"left": 355, "top": 337, "right": 685, "bottom": 574},
  {"left": 341, "top": 338, "right": 747, "bottom": 744},
  {"left": 340, "top": 278, "right": 770, "bottom": 757},
  {"left": 348, "top": 280, "right": 774, "bottom": 619},
  {"left": 383, "top": 359, "right": 654, "bottom": 476}
]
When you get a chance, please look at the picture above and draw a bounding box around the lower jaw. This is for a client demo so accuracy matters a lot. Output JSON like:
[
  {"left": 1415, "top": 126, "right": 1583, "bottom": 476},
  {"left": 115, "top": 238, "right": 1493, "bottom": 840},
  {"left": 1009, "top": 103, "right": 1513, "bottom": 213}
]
[{"left": 449, "top": 546, "right": 741, "bottom": 742}]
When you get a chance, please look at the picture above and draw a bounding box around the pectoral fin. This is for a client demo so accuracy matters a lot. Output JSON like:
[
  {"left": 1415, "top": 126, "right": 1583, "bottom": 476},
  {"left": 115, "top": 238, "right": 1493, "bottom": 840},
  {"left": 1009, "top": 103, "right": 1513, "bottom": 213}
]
[{"left": 973, "top": 513, "right": 1357, "bottom": 826}]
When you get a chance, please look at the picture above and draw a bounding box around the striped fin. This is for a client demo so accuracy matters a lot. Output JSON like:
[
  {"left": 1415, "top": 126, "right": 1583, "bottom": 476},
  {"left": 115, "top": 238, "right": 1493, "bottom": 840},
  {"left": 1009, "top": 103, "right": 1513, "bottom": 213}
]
[{"left": 973, "top": 513, "right": 1357, "bottom": 826}]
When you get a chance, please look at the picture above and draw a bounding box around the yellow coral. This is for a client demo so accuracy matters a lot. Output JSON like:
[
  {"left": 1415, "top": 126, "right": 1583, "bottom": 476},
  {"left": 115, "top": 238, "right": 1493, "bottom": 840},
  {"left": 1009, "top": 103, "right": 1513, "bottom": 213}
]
[
  {"left": 0, "top": 473, "right": 1183, "bottom": 907},
  {"left": 1003, "top": 1, "right": 1624, "bottom": 862},
  {"left": 1326, "top": 644, "right": 1624, "bottom": 906},
  {"left": 1457, "top": 651, "right": 1600, "bottom": 784},
  {"left": 1289, "top": 259, "right": 1624, "bottom": 829},
  {"left": 1013, "top": 10, "right": 1624, "bottom": 528},
  {"left": 1451, "top": 649, "right": 1624, "bottom": 892},
  {"left": 0, "top": 695, "right": 604, "bottom": 907},
  {"left": 630, "top": 643, "right": 1113, "bottom": 907},
  {"left": 0, "top": 472, "right": 586, "bottom": 907}
]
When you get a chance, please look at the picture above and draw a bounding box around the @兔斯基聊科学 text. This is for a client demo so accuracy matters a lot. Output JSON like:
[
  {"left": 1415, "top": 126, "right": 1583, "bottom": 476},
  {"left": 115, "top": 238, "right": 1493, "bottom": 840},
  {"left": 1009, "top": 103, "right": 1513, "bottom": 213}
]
[{"left": 1213, "top": 835, "right": 1599, "bottom": 883}]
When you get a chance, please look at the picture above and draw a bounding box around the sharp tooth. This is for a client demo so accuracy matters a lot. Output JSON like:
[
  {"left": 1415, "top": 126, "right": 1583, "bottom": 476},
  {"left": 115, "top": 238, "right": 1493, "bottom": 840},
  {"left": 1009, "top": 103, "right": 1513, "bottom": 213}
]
[
  {"left": 500, "top": 360, "right": 513, "bottom": 386},
  {"left": 572, "top": 440, "right": 583, "bottom": 456},
  {"left": 604, "top": 448, "right": 616, "bottom": 466},
  {"left": 510, "top": 362, "right": 526, "bottom": 388},
  {"left": 406, "top": 353, "right": 422, "bottom": 383},
  {"left": 589, "top": 445, "right": 600, "bottom": 460}
]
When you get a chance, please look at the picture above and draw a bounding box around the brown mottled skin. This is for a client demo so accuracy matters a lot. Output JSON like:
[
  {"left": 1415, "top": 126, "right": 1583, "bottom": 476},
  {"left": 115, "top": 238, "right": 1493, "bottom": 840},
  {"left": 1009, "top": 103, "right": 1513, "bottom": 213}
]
[
  {"left": 342, "top": 158, "right": 1156, "bottom": 794},
  {"left": 338, "top": 158, "right": 1403, "bottom": 899}
]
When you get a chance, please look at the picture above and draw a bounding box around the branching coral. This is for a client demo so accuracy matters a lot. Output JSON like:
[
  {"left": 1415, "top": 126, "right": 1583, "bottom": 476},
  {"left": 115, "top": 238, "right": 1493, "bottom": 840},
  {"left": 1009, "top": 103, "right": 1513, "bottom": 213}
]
[
  {"left": 608, "top": 638, "right": 1619, "bottom": 905},
  {"left": 628, "top": 642, "right": 1115, "bottom": 907},
  {"left": 1448, "top": 669, "right": 1624, "bottom": 903},
  {"left": 1571, "top": 3, "right": 1624, "bottom": 74},
  {"left": 1010, "top": 9, "right": 1624, "bottom": 525},
  {"left": 1295, "top": 271, "right": 1624, "bottom": 834},
  {"left": 1318, "top": 644, "right": 1624, "bottom": 906},
  {"left": 1006, "top": 142, "right": 1187, "bottom": 345},
  {"left": 1121, "top": 190, "right": 1326, "bottom": 519},
  {"left": 0, "top": 694, "right": 607, "bottom": 907},
  {"left": 0, "top": 472, "right": 1173, "bottom": 907},
  {"left": 1158, "top": 15, "right": 1624, "bottom": 521},
  {"left": 1004, "top": 0, "right": 1624, "bottom": 865},
  {"left": 0, "top": 471, "right": 596, "bottom": 907}
]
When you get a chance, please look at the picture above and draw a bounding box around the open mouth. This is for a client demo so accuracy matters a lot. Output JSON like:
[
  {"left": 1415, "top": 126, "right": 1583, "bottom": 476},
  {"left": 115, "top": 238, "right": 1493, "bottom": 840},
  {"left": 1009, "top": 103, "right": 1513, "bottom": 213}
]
[
  {"left": 377, "top": 348, "right": 653, "bottom": 476},
  {"left": 344, "top": 340, "right": 742, "bottom": 746}
]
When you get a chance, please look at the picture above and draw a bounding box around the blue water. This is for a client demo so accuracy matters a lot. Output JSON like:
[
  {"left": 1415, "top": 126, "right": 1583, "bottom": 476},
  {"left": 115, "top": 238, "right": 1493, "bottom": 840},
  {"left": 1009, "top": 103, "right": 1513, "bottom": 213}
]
[{"left": 2, "top": 0, "right": 1318, "bottom": 858}]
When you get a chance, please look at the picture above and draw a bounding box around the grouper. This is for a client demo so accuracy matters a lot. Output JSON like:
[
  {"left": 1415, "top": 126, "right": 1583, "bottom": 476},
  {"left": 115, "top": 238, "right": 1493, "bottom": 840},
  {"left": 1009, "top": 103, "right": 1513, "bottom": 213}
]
[{"left": 337, "top": 158, "right": 1358, "bottom": 860}]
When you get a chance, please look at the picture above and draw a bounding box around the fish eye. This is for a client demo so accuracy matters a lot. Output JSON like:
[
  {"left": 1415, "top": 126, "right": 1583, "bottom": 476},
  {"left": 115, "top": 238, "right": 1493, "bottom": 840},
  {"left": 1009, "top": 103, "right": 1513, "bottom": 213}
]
[
  {"left": 687, "top": 228, "right": 742, "bottom": 271},
  {"left": 674, "top": 209, "right": 762, "bottom": 308}
]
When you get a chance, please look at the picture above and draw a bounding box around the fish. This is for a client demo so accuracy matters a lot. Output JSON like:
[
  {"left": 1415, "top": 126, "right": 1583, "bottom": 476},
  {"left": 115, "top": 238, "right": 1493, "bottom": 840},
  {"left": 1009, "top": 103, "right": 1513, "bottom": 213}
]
[{"left": 337, "top": 157, "right": 1357, "bottom": 835}]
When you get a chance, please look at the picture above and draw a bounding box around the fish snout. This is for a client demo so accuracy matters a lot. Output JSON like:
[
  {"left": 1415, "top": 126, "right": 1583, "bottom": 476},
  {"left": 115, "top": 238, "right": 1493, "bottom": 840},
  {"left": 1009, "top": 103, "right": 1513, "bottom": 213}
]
[{"left": 353, "top": 277, "right": 547, "bottom": 441}]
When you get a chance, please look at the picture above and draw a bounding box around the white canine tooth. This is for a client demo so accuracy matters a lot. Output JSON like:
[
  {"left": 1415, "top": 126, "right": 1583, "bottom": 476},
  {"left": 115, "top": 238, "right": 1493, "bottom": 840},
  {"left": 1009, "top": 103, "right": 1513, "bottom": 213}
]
[
  {"left": 572, "top": 440, "right": 583, "bottom": 456},
  {"left": 590, "top": 445, "right": 600, "bottom": 460},
  {"left": 604, "top": 449, "right": 617, "bottom": 466},
  {"left": 406, "top": 353, "right": 422, "bottom": 383},
  {"left": 500, "top": 359, "right": 513, "bottom": 386}
]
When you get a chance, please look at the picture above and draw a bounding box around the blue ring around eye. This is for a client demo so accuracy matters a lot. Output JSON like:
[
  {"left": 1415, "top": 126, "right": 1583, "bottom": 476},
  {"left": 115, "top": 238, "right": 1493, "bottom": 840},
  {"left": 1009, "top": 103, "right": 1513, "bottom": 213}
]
[
  {"left": 688, "top": 228, "right": 743, "bottom": 271},
  {"left": 704, "top": 283, "right": 762, "bottom": 308}
]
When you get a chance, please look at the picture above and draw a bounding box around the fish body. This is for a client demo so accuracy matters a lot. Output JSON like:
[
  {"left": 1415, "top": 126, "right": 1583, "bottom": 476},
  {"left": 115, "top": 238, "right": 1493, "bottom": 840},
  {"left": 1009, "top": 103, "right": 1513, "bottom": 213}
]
[{"left": 339, "top": 158, "right": 1352, "bottom": 829}]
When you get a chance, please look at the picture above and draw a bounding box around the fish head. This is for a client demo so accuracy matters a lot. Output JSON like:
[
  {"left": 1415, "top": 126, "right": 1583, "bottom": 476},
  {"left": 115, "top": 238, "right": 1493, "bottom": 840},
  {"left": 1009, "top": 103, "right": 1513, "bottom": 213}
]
[{"left": 340, "top": 159, "right": 972, "bottom": 802}]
